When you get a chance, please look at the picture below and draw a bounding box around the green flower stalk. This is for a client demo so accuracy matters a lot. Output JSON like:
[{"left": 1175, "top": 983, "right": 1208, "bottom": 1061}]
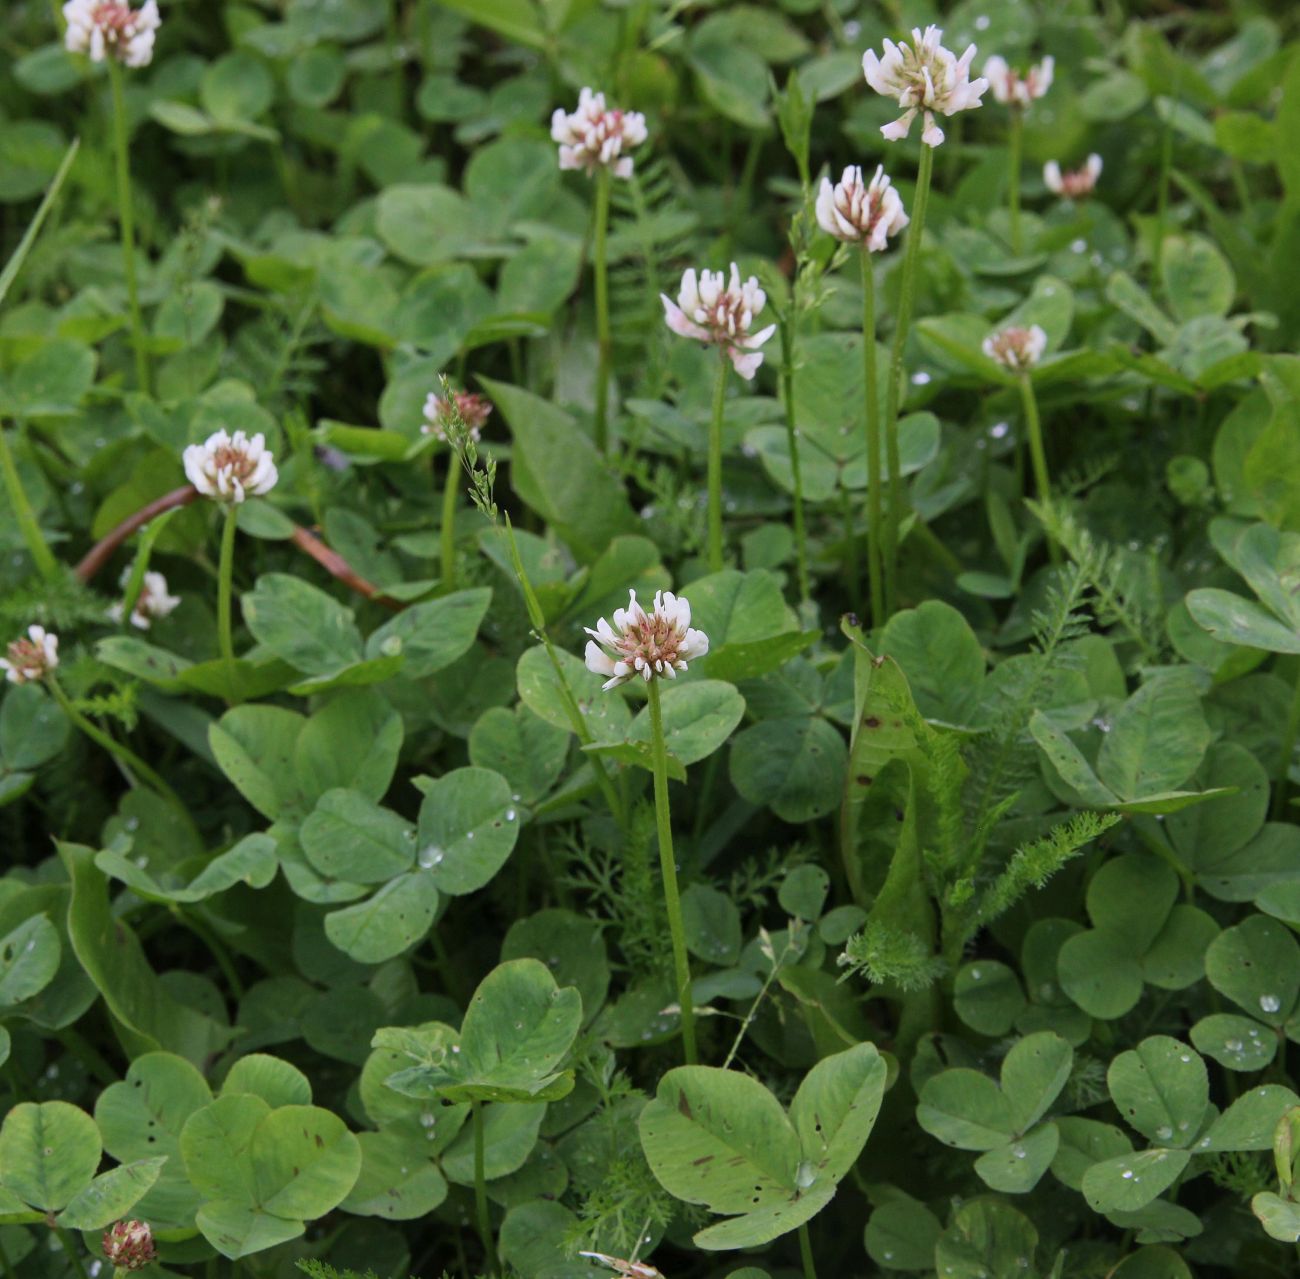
[
  {"left": 661, "top": 263, "right": 777, "bottom": 572},
  {"left": 584, "top": 589, "right": 711, "bottom": 1064},
  {"left": 424, "top": 387, "right": 493, "bottom": 593},
  {"left": 862, "top": 23, "right": 991, "bottom": 615},
  {"left": 472, "top": 1100, "right": 497, "bottom": 1275},
  {"left": 983, "top": 323, "right": 1059, "bottom": 563},
  {"left": 815, "top": 164, "right": 909, "bottom": 622},
  {"left": 181, "top": 428, "right": 280, "bottom": 667},
  {"left": 0, "top": 423, "right": 58, "bottom": 580},
  {"left": 982, "top": 56, "right": 1054, "bottom": 255},
  {"left": 551, "top": 87, "right": 647, "bottom": 453}
]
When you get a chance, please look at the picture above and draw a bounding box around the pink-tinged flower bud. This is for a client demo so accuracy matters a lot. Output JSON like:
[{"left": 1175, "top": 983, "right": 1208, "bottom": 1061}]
[
  {"left": 182, "top": 429, "right": 278, "bottom": 504},
  {"left": 1, "top": 626, "right": 59, "bottom": 685},
  {"left": 63, "top": 0, "right": 161, "bottom": 68},
  {"left": 551, "top": 88, "right": 648, "bottom": 180},
  {"left": 983, "top": 324, "right": 1047, "bottom": 372},
  {"left": 816, "top": 164, "right": 909, "bottom": 250},
  {"left": 102, "top": 1219, "right": 156, "bottom": 1271},
  {"left": 584, "top": 589, "right": 709, "bottom": 690},
  {"left": 1043, "top": 154, "right": 1103, "bottom": 199},
  {"left": 421, "top": 390, "right": 493, "bottom": 444},
  {"left": 660, "top": 263, "right": 777, "bottom": 380},
  {"left": 579, "top": 1252, "right": 665, "bottom": 1278},
  {"left": 983, "top": 56, "right": 1054, "bottom": 108},
  {"left": 863, "top": 25, "right": 988, "bottom": 147}
]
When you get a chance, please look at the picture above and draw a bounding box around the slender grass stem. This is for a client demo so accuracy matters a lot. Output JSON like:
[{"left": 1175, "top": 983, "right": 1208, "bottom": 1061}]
[
  {"left": 107, "top": 59, "right": 149, "bottom": 394},
  {"left": 440, "top": 451, "right": 459, "bottom": 592},
  {"left": 1273, "top": 663, "right": 1300, "bottom": 820},
  {"left": 777, "top": 312, "right": 810, "bottom": 605},
  {"left": 882, "top": 143, "right": 934, "bottom": 616},
  {"left": 860, "top": 244, "right": 883, "bottom": 625},
  {"left": 593, "top": 167, "right": 612, "bottom": 453},
  {"left": 472, "top": 1101, "right": 497, "bottom": 1275},
  {"left": 216, "top": 505, "right": 238, "bottom": 665},
  {"left": 798, "top": 1221, "right": 818, "bottom": 1279},
  {"left": 707, "top": 354, "right": 728, "bottom": 573},
  {"left": 48, "top": 676, "right": 184, "bottom": 812},
  {"left": 1017, "top": 374, "right": 1059, "bottom": 564},
  {"left": 647, "top": 679, "right": 697, "bottom": 1065},
  {"left": 1008, "top": 109, "right": 1023, "bottom": 255},
  {"left": 0, "top": 423, "right": 58, "bottom": 579}
]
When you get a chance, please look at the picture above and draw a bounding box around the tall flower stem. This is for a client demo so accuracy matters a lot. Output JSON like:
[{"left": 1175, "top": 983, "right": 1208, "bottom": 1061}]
[
  {"left": 440, "top": 451, "right": 458, "bottom": 592},
  {"left": 593, "top": 167, "right": 612, "bottom": 454},
  {"left": 776, "top": 309, "right": 810, "bottom": 605},
  {"left": 107, "top": 59, "right": 150, "bottom": 395},
  {"left": 217, "top": 505, "right": 239, "bottom": 664},
  {"left": 54, "top": 1226, "right": 90, "bottom": 1279},
  {"left": 798, "top": 1221, "right": 818, "bottom": 1279},
  {"left": 48, "top": 676, "right": 183, "bottom": 813},
  {"left": 860, "top": 245, "right": 883, "bottom": 625},
  {"left": 882, "top": 143, "right": 934, "bottom": 616},
  {"left": 1273, "top": 663, "right": 1300, "bottom": 820},
  {"left": 0, "top": 422, "right": 58, "bottom": 580},
  {"left": 1018, "top": 373, "right": 1058, "bottom": 564},
  {"left": 707, "top": 353, "right": 728, "bottom": 573},
  {"left": 472, "top": 1101, "right": 497, "bottom": 1276},
  {"left": 1007, "top": 109, "right": 1023, "bottom": 255},
  {"left": 646, "top": 679, "right": 697, "bottom": 1065}
]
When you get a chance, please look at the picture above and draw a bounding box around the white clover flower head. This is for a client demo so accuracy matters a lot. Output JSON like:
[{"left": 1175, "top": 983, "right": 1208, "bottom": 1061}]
[
  {"left": 421, "top": 389, "right": 492, "bottom": 444},
  {"left": 1, "top": 625, "right": 59, "bottom": 685},
  {"left": 551, "top": 87, "right": 648, "bottom": 180},
  {"left": 1044, "top": 154, "right": 1103, "bottom": 199},
  {"left": 661, "top": 263, "right": 777, "bottom": 380},
  {"left": 983, "top": 323, "right": 1047, "bottom": 372},
  {"left": 863, "top": 24, "right": 988, "bottom": 146},
  {"left": 584, "top": 589, "right": 710, "bottom": 690},
  {"left": 182, "top": 429, "right": 278, "bottom": 504},
  {"left": 983, "top": 55, "right": 1054, "bottom": 107},
  {"left": 816, "top": 163, "right": 910, "bottom": 249},
  {"left": 63, "top": 0, "right": 161, "bottom": 68},
  {"left": 108, "top": 569, "right": 180, "bottom": 630}
]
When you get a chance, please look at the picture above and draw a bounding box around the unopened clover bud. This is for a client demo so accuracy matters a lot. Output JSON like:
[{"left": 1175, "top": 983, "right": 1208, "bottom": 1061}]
[
  {"left": 182, "top": 429, "right": 278, "bottom": 504},
  {"left": 1, "top": 625, "right": 59, "bottom": 685},
  {"left": 983, "top": 324, "right": 1047, "bottom": 372},
  {"left": 983, "top": 55, "right": 1054, "bottom": 108},
  {"left": 816, "top": 164, "right": 909, "bottom": 250},
  {"left": 102, "top": 1219, "right": 156, "bottom": 1271},
  {"left": 1043, "top": 154, "right": 1103, "bottom": 199},
  {"left": 63, "top": 0, "right": 161, "bottom": 68},
  {"left": 863, "top": 24, "right": 988, "bottom": 147}
]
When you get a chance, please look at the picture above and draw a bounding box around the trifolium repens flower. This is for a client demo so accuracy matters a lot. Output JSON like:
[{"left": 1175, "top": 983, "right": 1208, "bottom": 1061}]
[
  {"left": 1044, "top": 154, "right": 1103, "bottom": 199},
  {"left": 102, "top": 1219, "right": 156, "bottom": 1271},
  {"left": 863, "top": 25, "right": 988, "bottom": 146},
  {"left": 579, "top": 1253, "right": 664, "bottom": 1279},
  {"left": 183, "top": 429, "right": 278, "bottom": 504},
  {"left": 422, "top": 389, "right": 492, "bottom": 444},
  {"left": 661, "top": 264, "right": 776, "bottom": 380},
  {"left": 108, "top": 569, "right": 180, "bottom": 630},
  {"left": 585, "top": 589, "right": 709, "bottom": 690},
  {"left": 63, "top": 0, "right": 161, "bottom": 68},
  {"left": 816, "top": 164, "right": 909, "bottom": 249},
  {"left": 983, "top": 56, "right": 1054, "bottom": 108},
  {"left": 551, "top": 88, "right": 648, "bottom": 180},
  {"left": 983, "top": 324, "right": 1047, "bottom": 372},
  {"left": 2, "top": 626, "right": 59, "bottom": 685}
]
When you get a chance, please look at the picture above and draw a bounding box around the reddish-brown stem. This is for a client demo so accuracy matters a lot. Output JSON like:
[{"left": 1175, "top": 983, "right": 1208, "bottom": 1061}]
[
  {"left": 75, "top": 483, "right": 400, "bottom": 610},
  {"left": 74, "top": 485, "right": 199, "bottom": 582},
  {"left": 290, "top": 525, "right": 401, "bottom": 610}
]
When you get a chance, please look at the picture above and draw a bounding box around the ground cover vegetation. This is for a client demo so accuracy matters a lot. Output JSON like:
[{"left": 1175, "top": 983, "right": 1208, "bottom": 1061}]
[{"left": 2, "top": 1, "right": 1300, "bottom": 1277}]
